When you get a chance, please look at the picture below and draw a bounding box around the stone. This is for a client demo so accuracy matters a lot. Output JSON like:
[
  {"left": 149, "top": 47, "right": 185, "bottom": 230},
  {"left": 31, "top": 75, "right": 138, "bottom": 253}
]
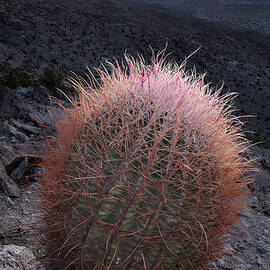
[
  {"left": 2, "top": 121, "right": 17, "bottom": 136},
  {"left": 15, "top": 132, "right": 29, "bottom": 143},
  {"left": 0, "top": 161, "right": 21, "bottom": 198},
  {"left": 0, "top": 183, "right": 47, "bottom": 269},
  {"left": 9, "top": 157, "right": 28, "bottom": 182},
  {"left": 0, "top": 244, "right": 44, "bottom": 270},
  {"left": 0, "top": 86, "right": 45, "bottom": 128},
  {"left": 27, "top": 112, "right": 45, "bottom": 127},
  {"left": 0, "top": 144, "right": 42, "bottom": 168},
  {"left": 40, "top": 127, "right": 55, "bottom": 138},
  {"left": 10, "top": 119, "right": 41, "bottom": 135},
  {"left": 15, "top": 87, "right": 29, "bottom": 95},
  {"left": 260, "top": 158, "right": 270, "bottom": 171},
  {"left": 0, "top": 145, "right": 19, "bottom": 167},
  {"left": 3, "top": 194, "right": 15, "bottom": 206},
  {"left": 257, "top": 242, "right": 270, "bottom": 254},
  {"left": 0, "top": 144, "right": 42, "bottom": 197},
  {"left": 0, "top": 87, "right": 30, "bottom": 120},
  {"left": 257, "top": 257, "right": 264, "bottom": 265},
  {"left": 29, "top": 85, "right": 50, "bottom": 105}
]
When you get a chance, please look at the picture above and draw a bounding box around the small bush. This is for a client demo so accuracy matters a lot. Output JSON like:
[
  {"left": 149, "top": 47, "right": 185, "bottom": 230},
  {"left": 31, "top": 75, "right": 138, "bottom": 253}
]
[
  {"left": 39, "top": 66, "right": 75, "bottom": 95},
  {"left": 0, "top": 61, "right": 33, "bottom": 88},
  {"left": 39, "top": 66, "right": 64, "bottom": 89}
]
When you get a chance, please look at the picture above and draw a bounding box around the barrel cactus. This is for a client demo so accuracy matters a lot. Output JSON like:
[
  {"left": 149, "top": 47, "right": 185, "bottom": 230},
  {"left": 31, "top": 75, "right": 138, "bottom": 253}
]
[{"left": 38, "top": 51, "right": 254, "bottom": 269}]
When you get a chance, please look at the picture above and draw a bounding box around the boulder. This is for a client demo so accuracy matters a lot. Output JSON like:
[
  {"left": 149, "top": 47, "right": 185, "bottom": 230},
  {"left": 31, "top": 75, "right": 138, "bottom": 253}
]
[{"left": 0, "top": 161, "right": 21, "bottom": 198}]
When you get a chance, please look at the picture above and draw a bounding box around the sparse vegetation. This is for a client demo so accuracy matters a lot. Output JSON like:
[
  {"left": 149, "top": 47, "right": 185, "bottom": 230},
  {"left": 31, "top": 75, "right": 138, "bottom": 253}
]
[
  {"left": 0, "top": 61, "right": 34, "bottom": 88},
  {"left": 250, "top": 133, "right": 270, "bottom": 149},
  {"left": 39, "top": 65, "right": 74, "bottom": 95},
  {"left": 39, "top": 66, "right": 64, "bottom": 89}
]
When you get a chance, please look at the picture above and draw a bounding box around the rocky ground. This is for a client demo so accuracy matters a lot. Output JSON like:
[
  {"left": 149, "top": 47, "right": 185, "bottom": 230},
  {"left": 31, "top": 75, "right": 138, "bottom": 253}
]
[{"left": 0, "top": 0, "right": 269, "bottom": 269}]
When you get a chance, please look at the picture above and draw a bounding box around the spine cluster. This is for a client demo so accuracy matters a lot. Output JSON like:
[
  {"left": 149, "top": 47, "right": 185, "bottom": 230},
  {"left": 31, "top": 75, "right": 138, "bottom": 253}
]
[{"left": 38, "top": 52, "right": 253, "bottom": 269}]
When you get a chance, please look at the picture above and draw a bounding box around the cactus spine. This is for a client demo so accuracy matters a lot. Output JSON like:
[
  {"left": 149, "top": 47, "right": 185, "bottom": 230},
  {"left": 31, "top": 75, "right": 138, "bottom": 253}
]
[{"left": 38, "top": 52, "right": 253, "bottom": 269}]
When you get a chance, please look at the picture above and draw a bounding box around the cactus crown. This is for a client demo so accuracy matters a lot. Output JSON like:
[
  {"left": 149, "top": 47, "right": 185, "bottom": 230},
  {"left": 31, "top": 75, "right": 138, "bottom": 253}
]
[{"left": 38, "top": 51, "right": 254, "bottom": 269}]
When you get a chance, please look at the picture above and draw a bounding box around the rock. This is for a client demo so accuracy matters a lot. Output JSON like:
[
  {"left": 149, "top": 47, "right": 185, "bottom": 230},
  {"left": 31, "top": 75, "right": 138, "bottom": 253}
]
[
  {"left": 29, "top": 85, "right": 51, "bottom": 105},
  {"left": 0, "top": 244, "right": 44, "bottom": 270},
  {"left": 10, "top": 119, "right": 41, "bottom": 135},
  {"left": 27, "top": 112, "right": 45, "bottom": 127},
  {"left": 0, "top": 86, "right": 45, "bottom": 128},
  {"left": 0, "top": 87, "right": 30, "bottom": 120},
  {"left": 3, "top": 194, "right": 15, "bottom": 206},
  {"left": 0, "top": 144, "right": 42, "bottom": 168},
  {"left": 0, "top": 143, "right": 42, "bottom": 197},
  {"left": 9, "top": 157, "right": 28, "bottom": 182},
  {"left": 15, "top": 87, "right": 29, "bottom": 95},
  {"left": 248, "top": 168, "right": 270, "bottom": 215},
  {"left": 40, "top": 127, "right": 55, "bottom": 138},
  {"left": 0, "top": 183, "right": 46, "bottom": 267},
  {"left": 0, "top": 145, "right": 17, "bottom": 168},
  {"left": 2, "top": 121, "right": 18, "bottom": 136},
  {"left": 0, "top": 161, "right": 21, "bottom": 198},
  {"left": 15, "top": 132, "right": 29, "bottom": 143},
  {"left": 260, "top": 158, "right": 270, "bottom": 171}
]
